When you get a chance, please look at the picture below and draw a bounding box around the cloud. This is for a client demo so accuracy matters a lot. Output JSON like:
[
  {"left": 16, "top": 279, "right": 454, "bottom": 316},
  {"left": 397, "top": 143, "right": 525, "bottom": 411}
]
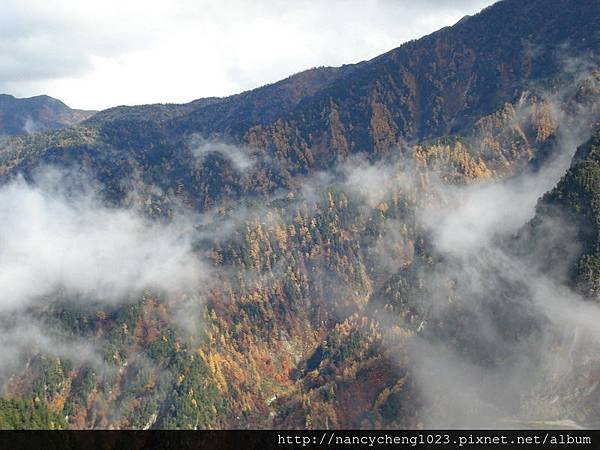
[
  {"left": 0, "top": 318, "right": 107, "bottom": 382},
  {"left": 0, "top": 165, "right": 219, "bottom": 387},
  {"left": 287, "top": 67, "right": 600, "bottom": 427},
  {"left": 421, "top": 71, "right": 599, "bottom": 256},
  {"left": 340, "top": 155, "right": 413, "bottom": 208},
  {"left": 189, "top": 136, "right": 255, "bottom": 172},
  {"left": 396, "top": 72, "right": 600, "bottom": 427},
  {"left": 0, "top": 167, "right": 209, "bottom": 312},
  {"left": 404, "top": 227, "right": 600, "bottom": 427},
  {"left": 0, "top": 1, "right": 160, "bottom": 95},
  {"left": 23, "top": 116, "right": 42, "bottom": 135},
  {"left": 0, "top": 0, "right": 494, "bottom": 109}
]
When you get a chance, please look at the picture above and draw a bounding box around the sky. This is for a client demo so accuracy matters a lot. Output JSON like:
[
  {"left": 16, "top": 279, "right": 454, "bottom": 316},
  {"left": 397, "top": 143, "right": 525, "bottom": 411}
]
[{"left": 1, "top": 0, "right": 494, "bottom": 111}]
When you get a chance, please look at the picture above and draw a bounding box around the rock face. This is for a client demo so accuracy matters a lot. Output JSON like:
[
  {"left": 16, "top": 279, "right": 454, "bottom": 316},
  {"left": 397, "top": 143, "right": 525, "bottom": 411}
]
[
  {"left": 0, "top": 0, "right": 599, "bottom": 430},
  {"left": 0, "top": 94, "right": 95, "bottom": 135}
]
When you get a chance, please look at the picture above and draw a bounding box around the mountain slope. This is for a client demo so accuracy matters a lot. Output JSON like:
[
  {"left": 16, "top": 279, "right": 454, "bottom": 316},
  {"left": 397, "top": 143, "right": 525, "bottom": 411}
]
[
  {"left": 0, "top": 95, "right": 95, "bottom": 136},
  {"left": 0, "top": 0, "right": 597, "bottom": 208},
  {"left": 0, "top": 0, "right": 599, "bottom": 431},
  {"left": 85, "top": 64, "right": 360, "bottom": 132},
  {"left": 244, "top": 0, "right": 600, "bottom": 167},
  {"left": 532, "top": 126, "right": 600, "bottom": 296}
]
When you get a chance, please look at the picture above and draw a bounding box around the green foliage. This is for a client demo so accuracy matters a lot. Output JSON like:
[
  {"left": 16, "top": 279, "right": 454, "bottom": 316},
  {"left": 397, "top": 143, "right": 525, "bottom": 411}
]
[
  {"left": 0, "top": 398, "right": 66, "bottom": 430},
  {"left": 156, "top": 355, "right": 226, "bottom": 429},
  {"left": 62, "top": 367, "right": 96, "bottom": 418},
  {"left": 0, "top": 1, "right": 596, "bottom": 430},
  {"left": 540, "top": 130, "right": 600, "bottom": 293}
]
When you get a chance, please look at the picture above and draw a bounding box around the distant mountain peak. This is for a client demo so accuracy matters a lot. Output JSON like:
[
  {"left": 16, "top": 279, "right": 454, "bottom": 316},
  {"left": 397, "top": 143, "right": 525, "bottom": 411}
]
[{"left": 0, "top": 94, "right": 96, "bottom": 136}]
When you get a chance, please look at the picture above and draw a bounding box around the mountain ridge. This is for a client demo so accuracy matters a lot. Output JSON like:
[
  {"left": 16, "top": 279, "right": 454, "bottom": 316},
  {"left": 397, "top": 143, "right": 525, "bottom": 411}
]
[
  {"left": 1, "top": 0, "right": 597, "bottom": 214},
  {"left": 0, "top": 94, "right": 95, "bottom": 136},
  {"left": 0, "top": 0, "right": 599, "bottom": 430}
]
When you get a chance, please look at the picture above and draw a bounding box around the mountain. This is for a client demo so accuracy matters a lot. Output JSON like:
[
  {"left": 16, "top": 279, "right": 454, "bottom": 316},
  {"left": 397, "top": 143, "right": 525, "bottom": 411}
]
[
  {"left": 0, "top": 0, "right": 599, "bottom": 430},
  {"left": 532, "top": 126, "right": 600, "bottom": 296},
  {"left": 0, "top": 94, "right": 95, "bottom": 136},
  {"left": 86, "top": 64, "right": 359, "bottom": 132},
  {"left": 243, "top": 0, "right": 599, "bottom": 165},
  {"left": 1, "top": 0, "right": 598, "bottom": 211}
]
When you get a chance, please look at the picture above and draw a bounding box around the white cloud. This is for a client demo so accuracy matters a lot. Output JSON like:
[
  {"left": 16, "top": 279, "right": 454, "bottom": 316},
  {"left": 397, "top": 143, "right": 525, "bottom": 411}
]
[
  {"left": 189, "top": 135, "right": 255, "bottom": 172},
  {"left": 0, "top": 0, "right": 494, "bottom": 110},
  {"left": 0, "top": 168, "right": 208, "bottom": 311}
]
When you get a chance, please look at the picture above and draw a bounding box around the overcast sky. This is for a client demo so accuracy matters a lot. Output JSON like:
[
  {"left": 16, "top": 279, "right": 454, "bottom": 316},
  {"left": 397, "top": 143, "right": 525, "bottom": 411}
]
[{"left": 1, "top": 0, "right": 495, "bottom": 110}]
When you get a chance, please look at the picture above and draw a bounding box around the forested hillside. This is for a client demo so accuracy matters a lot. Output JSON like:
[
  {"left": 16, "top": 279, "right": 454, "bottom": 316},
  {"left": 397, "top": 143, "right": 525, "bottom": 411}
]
[
  {"left": 0, "top": 0, "right": 598, "bottom": 429},
  {"left": 0, "top": 95, "right": 94, "bottom": 136}
]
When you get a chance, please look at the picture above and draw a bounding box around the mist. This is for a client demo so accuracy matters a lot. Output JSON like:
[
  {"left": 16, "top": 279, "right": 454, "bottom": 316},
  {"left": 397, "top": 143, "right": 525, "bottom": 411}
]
[
  {"left": 189, "top": 135, "right": 257, "bottom": 172},
  {"left": 401, "top": 72, "right": 600, "bottom": 428},
  {"left": 0, "top": 53, "right": 598, "bottom": 430},
  {"left": 278, "top": 68, "right": 600, "bottom": 427},
  {"left": 0, "top": 165, "right": 217, "bottom": 389},
  {"left": 0, "top": 169, "right": 208, "bottom": 312}
]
